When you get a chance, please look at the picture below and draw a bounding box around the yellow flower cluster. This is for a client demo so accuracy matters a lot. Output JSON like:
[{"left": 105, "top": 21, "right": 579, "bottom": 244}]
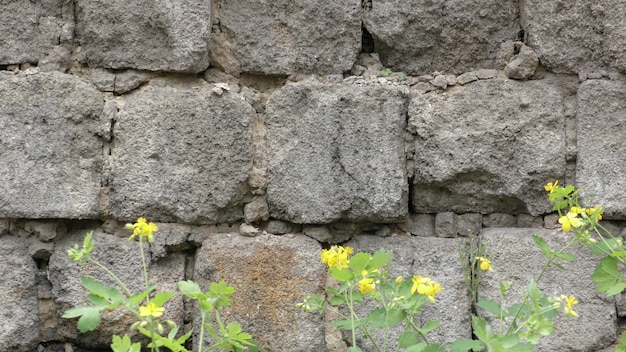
[
  {"left": 544, "top": 181, "right": 604, "bottom": 232},
  {"left": 558, "top": 295, "right": 579, "bottom": 317},
  {"left": 476, "top": 256, "right": 493, "bottom": 271},
  {"left": 126, "top": 217, "right": 159, "bottom": 243},
  {"left": 320, "top": 246, "right": 354, "bottom": 269},
  {"left": 139, "top": 302, "right": 165, "bottom": 318},
  {"left": 411, "top": 275, "right": 442, "bottom": 303}
]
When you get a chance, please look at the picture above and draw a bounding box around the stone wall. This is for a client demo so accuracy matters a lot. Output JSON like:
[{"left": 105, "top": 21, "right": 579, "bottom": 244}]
[{"left": 1, "top": 0, "right": 625, "bottom": 351}]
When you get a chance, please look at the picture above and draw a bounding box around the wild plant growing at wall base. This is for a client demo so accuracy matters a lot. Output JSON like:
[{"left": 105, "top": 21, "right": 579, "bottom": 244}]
[{"left": 63, "top": 218, "right": 261, "bottom": 352}]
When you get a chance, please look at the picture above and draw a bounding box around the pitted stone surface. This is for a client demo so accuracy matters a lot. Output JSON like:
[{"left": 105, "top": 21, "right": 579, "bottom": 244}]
[
  {"left": 266, "top": 83, "right": 408, "bottom": 223},
  {"left": 481, "top": 228, "right": 616, "bottom": 351},
  {"left": 109, "top": 79, "right": 254, "bottom": 223},
  {"left": 409, "top": 79, "right": 566, "bottom": 216},
  {"left": 193, "top": 233, "right": 325, "bottom": 352},
  {"left": 49, "top": 228, "right": 186, "bottom": 348},
  {"left": 210, "top": 0, "right": 360, "bottom": 75},
  {"left": 362, "top": 0, "right": 520, "bottom": 75},
  {"left": 576, "top": 80, "right": 626, "bottom": 218},
  {"left": 0, "top": 71, "right": 104, "bottom": 218},
  {"left": 0, "top": 235, "right": 39, "bottom": 352},
  {"left": 75, "top": 0, "right": 211, "bottom": 72}
]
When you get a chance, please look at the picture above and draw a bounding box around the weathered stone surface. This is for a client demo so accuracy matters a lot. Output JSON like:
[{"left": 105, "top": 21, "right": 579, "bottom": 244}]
[
  {"left": 481, "top": 228, "right": 616, "bottom": 351},
  {"left": 266, "top": 83, "right": 408, "bottom": 223},
  {"left": 363, "top": 0, "right": 519, "bottom": 75},
  {"left": 75, "top": 0, "right": 211, "bottom": 72},
  {"left": 49, "top": 229, "right": 186, "bottom": 348},
  {"left": 435, "top": 212, "right": 458, "bottom": 237},
  {"left": 457, "top": 213, "right": 483, "bottom": 236},
  {"left": 109, "top": 79, "right": 254, "bottom": 223},
  {"left": 405, "top": 214, "right": 436, "bottom": 237},
  {"left": 0, "top": 0, "right": 65, "bottom": 65},
  {"left": 409, "top": 79, "right": 566, "bottom": 215},
  {"left": 504, "top": 43, "right": 539, "bottom": 80},
  {"left": 0, "top": 235, "right": 39, "bottom": 352},
  {"left": 193, "top": 233, "right": 325, "bottom": 351},
  {"left": 210, "top": 0, "right": 360, "bottom": 75},
  {"left": 244, "top": 196, "right": 270, "bottom": 223},
  {"left": 483, "top": 213, "right": 517, "bottom": 228},
  {"left": 576, "top": 80, "right": 626, "bottom": 218},
  {"left": 0, "top": 71, "right": 104, "bottom": 218},
  {"left": 522, "top": 0, "right": 626, "bottom": 74},
  {"left": 348, "top": 235, "right": 472, "bottom": 348}
]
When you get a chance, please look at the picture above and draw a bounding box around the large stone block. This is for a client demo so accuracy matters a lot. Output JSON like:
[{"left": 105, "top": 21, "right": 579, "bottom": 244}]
[
  {"left": 0, "top": 0, "right": 65, "bottom": 65},
  {"left": 266, "top": 83, "right": 408, "bottom": 224},
  {"left": 75, "top": 0, "right": 211, "bottom": 72},
  {"left": 49, "top": 228, "right": 186, "bottom": 348},
  {"left": 0, "top": 71, "right": 104, "bottom": 218},
  {"left": 108, "top": 79, "right": 254, "bottom": 223},
  {"left": 522, "top": 0, "right": 626, "bottom": 74},
  {"left": 348, "top": 235, "right": 472, "bottom": 348},
  {"left": 362, "top": 0, "right": 520, "bottom": 75},
  {"left": 409, "top": 79, "right": 566, "bottom": 216},
  {"left": 0, "top": 235, "right": 39, "bottom": 352},
  {"left": 210, "top": 0, "right": 360, "bottom": 75},
  {"left": 193, "top": 233, "right": 326, "bottom": 351},
  {"left": 577, "top": 80, "right": 626, "bottom": 218},
  {"left": 480, "top": 228, "right": 616, "bottom": 351}
]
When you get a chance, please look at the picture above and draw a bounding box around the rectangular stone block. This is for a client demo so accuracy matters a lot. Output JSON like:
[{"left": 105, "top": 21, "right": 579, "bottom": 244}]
[
  {"left": 363, "top": 0, "right": 520, "bottom": 74},
  {"left": 193, "top": 233, "right": 326, "bottom": 351},
  {"left": 409, "top": 79, "right": 566, "bottom": 216},
  {"left": 0, "top": 71, "right": 104, "bottom": 218},
  {"left": 210, "top": 0, "right": 360, "bottom": 75},
  {"left": 109, "top": 80, "right": 254, "bottom": 223},
  {"left": 577, "top": 80, "right": 626, "bottom": 218},
  {"left": 266, "top": 83, "right": 409, "bottom": 223},
  {"left": 480, "top": 228, "right": 616, "bottom": 351},
  {"left": 75, "top": 0, "right": 211, "bottom": 72}
]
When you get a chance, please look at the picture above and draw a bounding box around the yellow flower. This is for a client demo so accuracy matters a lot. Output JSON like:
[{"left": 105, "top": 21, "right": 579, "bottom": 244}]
[
  {"left": 560, "top": 295, "right": 578, "bottom": 318},
  {"left": 570, "top": 206, "right": 584, "bottom": 214},
  {"left": 586, "top": 206, "right": 603, "bottom": 220},
  {"left": 320, "top": 246, "right": 353, "bottom": 269},
  {"left": 411, "top": 275, "right": 442, "bottom": 303},
  {"left": 127, "top": 217, "right": 158, "bottom": 243},
  {"left": 358, "top": 277, "right": 376, "bottom": 294},
  {"left": 139, "top": 302, "right": 165, "bottom": 318},
  {"left": 476, "top": 256, "right": 493, "bottom": 271},
  {"left": 558, "top": 211, "right": 582, "bottom": 232},
  {"left": 544, "top": 180, "right": 559, "bottom": 193}
]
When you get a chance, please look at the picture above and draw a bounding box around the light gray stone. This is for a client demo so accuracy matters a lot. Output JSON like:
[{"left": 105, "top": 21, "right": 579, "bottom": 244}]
[
  {"left": 431, "top": 75, "right": 448, "bottom": 89},
  {"left": 0, "top": 0, "right": 64, "bottom": 65},
  {"left": 576, "top": 80, "right": 626, "bottom": 218},
  {"left": 405, "top": 214, "right": 436, "bottom": 237},
  {"left": 113, "top": 70, "right": 153, "bottom": 94},
  {"left": 457, "top": 213, "right": 483, "bottom": 236},
  {"left": 435, "top": 212, "right": 458, "bottom": 237},
  {"left": 0, "top": 235, "right": 39, "bottom": 352},
  {"left": 75, "top": 0, "right": 211, "bottom": 72},
  {"left": 193, "top": 233, "right": 325, "bottom": 352},
  {"left": 348, "top": 235, "right": 472, "bottom": 348},
  {"left": 476, "top": 69, "right": 498, "bottom": 80},
  {"left": 363, "top": 0, "right": 519, "bottom": 74},
  {"left": 266, "top": 83, "right": 408, "bottom": 223},
  {"left": 504, "top": 43, "right": 539, "bottom": 80},
  {"left": 49, "top": 229, "right": 186, "bottom": 348},
  {"left": 409, "top": 79, "right": 566, "bottom": 216},
  {"left": 456, "top": 72, "right": 478, "bottom": 85},
  {"left": 480, "top": 228, "right": 616, "bottom": 351},
  {"left": 483, "top": 213, "right": 517, "bottom": 228},
  {"left": 517, "top": 213, "right": 544, "bottom": 228},
  {"left": 0, "top": 71, "right": 104, "bottom": 218},
  {"left": 244, "top": 196, "right": 270, "bottom": 224},
  {"left": 210, "top": 0, "right": 360, "bottom": 75},
  {"left": 23, "top": 220, "right": 66, "bottom": 242},
  {"left": 239, "top": 223, "right": 261, "bottom": 237},
  {"left": 109, "top": 80, "right": 254, "bottom": 223},
  {"left": 522, "top": 0, "right": 624, "bottom": 74}
]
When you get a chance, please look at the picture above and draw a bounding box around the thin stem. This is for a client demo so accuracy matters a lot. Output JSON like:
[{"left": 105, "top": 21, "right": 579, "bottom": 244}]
[
  {"left": 404, "top": 317, "right": 429, "bottom": 343},
  {"left": 197, "top": 309, "right": 206, "bottom": 352},
  {"left": 139, "top": 238, "right": 150, "bottom": 292},
  {"left": 347, "top": 289, "right": 358, "bottom": 349},
  {"left": 89, "top": 259, "right": 132, "bottom": 297}
]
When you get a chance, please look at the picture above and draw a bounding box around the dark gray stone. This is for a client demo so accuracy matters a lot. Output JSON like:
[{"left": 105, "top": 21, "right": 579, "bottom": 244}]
[
  {"left": 435, "top": 212, "right": 458, "bottom": 237},
  {"left": 405, "top": 214, "right": 436, "bottom": 237},
  {"left": 457, "top": 213, "right": 483, "bottom": 236},
  {"left": 483, "top": 213, "right": 517, "bottom": 228}
]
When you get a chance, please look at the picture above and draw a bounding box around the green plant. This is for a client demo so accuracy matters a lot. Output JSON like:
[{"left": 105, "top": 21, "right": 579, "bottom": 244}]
[
  {"left": 63, "top": 218, "right": 258, "bottom": 352},
  {"left": 380, "top": 68, "right": 393, "bottom": 77}
]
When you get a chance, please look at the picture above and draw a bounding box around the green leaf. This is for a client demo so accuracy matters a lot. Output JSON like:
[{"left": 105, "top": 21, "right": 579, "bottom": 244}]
[
  {"left": 448, "top": 339, "right": 484, "bottom": 352},
  {"left": 80, "top": 276, "right": 124, "bottom": 304},
  {"left": 129, "top": 285, "right": 157, "bottom": 305},
  {"left": 591, "top": 238, "right": 624, "bottom": 255},
  {"left": 420, "top": 320, "right": 441, "bottom": 334},
  {"left": 111, "top": 335, "right": 141, "bottom": 352},
  {"left": 592, "top": 256, "right": 626, "bottom": 296},
  {"left": 348, "top": 347, "right": 363, "bottom": 352},
  {"left": 151, "top": 291, "right": 174, "bottom": 307},
  {"left": 348, "top": 252, "right": 371, "bottom": 273},
  {"left": 477, "top": 298, "right": 504, "bottom": 317},
  {"left": 370, "top": 249, "right": 393, "bottom": 270},
  {"left": 63, "top": 306, "right": 103, "bottom": 332},
  {"left": 330, "top": 318, "right": 368, "bottom": 330},
  {"left": 552, "top": 199, "right": 569, "bottom": 212},
  {"left": 178, "top": 280, "right": 205, "bottom": 299},
  {"left": 403, "top": 343, "right": 427, "bottom": 352},
  {"left": 329, "top": 295, "right": 345, "bottom": 306},
  {"left": 553, "top": 251, "right": 576, "bottom": 262},
  {"left": 367, "top": 307, "right": 406, "bottom": 328},
  {"left": 532, "top": 235, "right": 552, "bottom": 257},
  {"left": 398, "top": 332, "right": 420, "bottom": 348},
  {"left": 330, "top": 267, "right": 354, "bottom": 282}
]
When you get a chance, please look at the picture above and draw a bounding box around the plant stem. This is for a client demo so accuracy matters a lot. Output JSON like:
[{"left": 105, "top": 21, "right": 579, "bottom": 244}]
[
  {"left": 139, "top": 238, "right": 150, "bottom": 292},
  {"left": 197, "top": 309, "right": 206, "bottom": 352},
  {"left": 89, "top": 259, "right": 132, "bottom": 297}
]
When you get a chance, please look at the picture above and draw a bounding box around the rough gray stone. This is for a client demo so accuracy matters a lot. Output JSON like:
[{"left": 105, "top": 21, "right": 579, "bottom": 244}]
[
  {"left": 431, "top": 75, "right": 448, "bottom": 89},
  {"left": 23, "top": 220, "right": 66, "bottom": 242},
  {"left": 456, "top": 72, "right": 478, "bottom": 85},
  {"left": 244, "top": 196, "right": 270, "bottom": 224},
  {"left": 476, "top": 69, "right": 498, "bottom": 80},
  {"left": 75, "top": 0, "right": 211, "bottom": 72},
  {"left": 576, "top": 80, "right": 626, "bottom": 218},
  {"left": 522, "top": 0, "right": 624, "bottom": 74},
  {"left": 266, "top": 83, "right": 408, "bottom": 223},
  {"left": 363, "top": 0, "right": 519, "bottom": 75},
  {"left": 348, "top": 235, "right": 472, "bottom": 348},
  {"left": 49, "top": 229, "right": 186, "bottom": 348},
  {"left": 193, "top": 233, "right": 325, "bottom": 352},
  {"left": 517, "top": 213, "right": 544, "bottom": 228},
  {"left": 0, "top": 235, "right": 39, "bottom": 352},
  {"left": 239, "top": 223, "right": 261, "bottom": 237},
  {"left": 435, "top": 212, "right": 458, "bottom": 237},
  {"left": 109, "top": 79, "right": 254, "bottom": 223},
  {"left": 504, "top": 43, "right": 539, "bottom": 80},
  {"left": 481, "top": 228, "right": 616, "bottom": 351},
  {"left": 457, "top": 213, "right": 483, "bottom": 236},
  {"left": 263, "top": 220, "right": 301, "bottom": 235},
  {"left": 0, "top": 0, "right": 64, "bottom": 65},
  {"left": 405, "top": 214, "right": 436, "bottom": 237},
  {"left": 409, "top": 79, "right": 566, "bottom": 216},
  {"left": 113, "top": 70, "right": 153, "bottom": 94},
  {"left": 483, "top": 213, "right": 517, "bottom": 228},
  {"left": 0, "top": 71, "right": 104, "bottom": 218},
  {"left": 210, "top": 0, "right": 360, "bottom": 75}
]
